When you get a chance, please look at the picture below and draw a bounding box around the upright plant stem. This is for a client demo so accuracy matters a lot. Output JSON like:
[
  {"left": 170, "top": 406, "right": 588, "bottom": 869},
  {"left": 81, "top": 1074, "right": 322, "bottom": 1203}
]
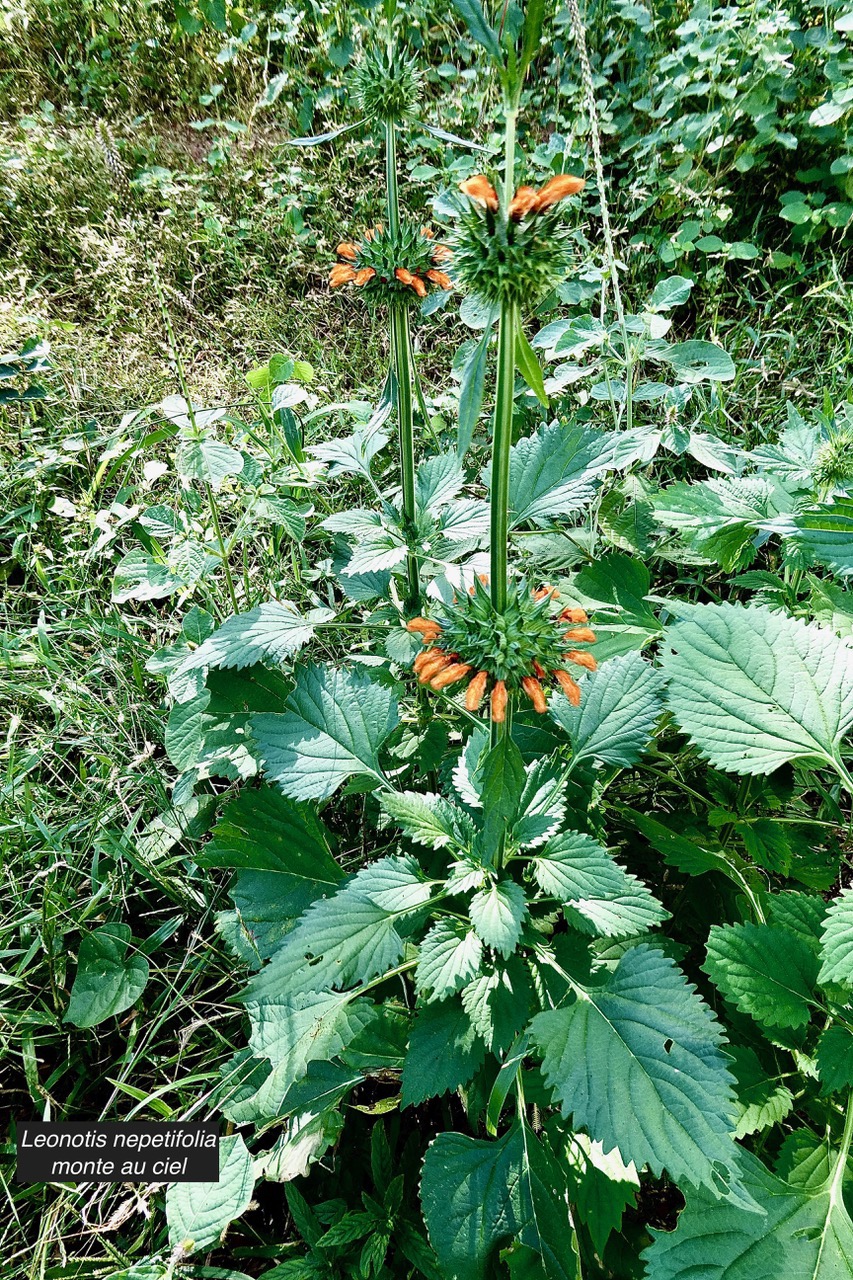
[
  {"left": 392, "top": 303, "right": 420, "bottom": 607},
  {"left": 385, "top": 119, "right": 400, "bottom": 238},
  {"left": 490, "top": 300, "right": 518, "bottom": 615}
]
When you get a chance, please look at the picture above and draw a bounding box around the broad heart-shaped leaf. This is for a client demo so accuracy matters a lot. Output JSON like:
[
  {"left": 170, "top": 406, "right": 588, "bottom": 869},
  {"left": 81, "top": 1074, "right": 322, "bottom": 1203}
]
[
  {"left": 64, "top": 924, "right": 149, "bottom": 1029},
  {"left": 642, "top": 1150, "right": 812, "bottom": 1280},
  {"left": 658, "top": 339, "right": 736, "bottom": 384},
  {"left": 166, "top": 1134, "right": 255, "bottom": 1252},
  {"left": 469, "top": 880, "right": 528, "bottom": 957},
  {"left": 416, "top": 452, "right": 464, "bottom": 515},
  {"left": 401, "top": 998, "right": 486, "bottom": 1108},
  {"left": 660, "top": 604, "right": 853, "bottom": 776},
  {"left": 819, "top": 887, "right": 853, "bottom": 987},
  {"left": 703, "top": 922, "right": 819, "bottom": 1030},
  {"left": 549, "top": 651, "right": 664, "bottom": 768},
  {"left": 252, "top": 664, "right": 399, "bottom": 800},
  {"left": 530, "top": 945, "right": 742, "bottom": 1198},
  {"left": 181, "top": 601, "right": 332, "bottom": 673},
  {"left": 416, "top": 919, "right": 484, "bottom": 1000},
  {"left": 507, "top": 422, "right": 613, "bottom": 527},
  {"left": 421, "top": 1125, "right": 580, "bottom": 1280},
  {"left": 530, "top": 831, "right": 668, "bottom": 937}
]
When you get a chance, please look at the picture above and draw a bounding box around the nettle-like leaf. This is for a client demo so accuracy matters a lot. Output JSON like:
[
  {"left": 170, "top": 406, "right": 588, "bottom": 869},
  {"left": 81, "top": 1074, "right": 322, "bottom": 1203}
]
[
  {"left": 420, "top": 1125, "right": 580, "bottom": 1280},
  {"left": 703, "top": 922, "right": 819, "bottom": 1030},
  {"left": 549, "top": 650, "right": 665, "bottom": 768},
  {"left": 506, "top": 421, "right": 613, "bottom": 527},
  {"left": 531, "top": 945, "right": 742, "bottom": 1198},
  {"left": 469, "top": 880, "right": 528, "bottom": 957},
  {"left": 416, "top": 920, "right": 484, "bottom": 1000},
  {"left": 180, "top": 600, "right": 332, "bottom": 673},
  {"left": 401, "top": 998, "right": 486, "bottom": 1108},
  {"left": 462, "top": 957, "right": 533, "bottom": 1053},
  {"left": 166, "top": 1134, "right": 255, "bottom": 1253},
  {"left": 246, "top": 988, "right": 376, "bottom": 1101},
  {"left": 661, "top": 603, "right": 853, "bottom": 776},
  {"left": 530, "top": 831, "right": 669, "bottom": 936},
  {"left": 766, "top": 499, "right": 853, "bottom": 578},
  {"left": 416, "top": 452, "right": 465, "bottom": 514},
  {"left": 818, "top": 887, "right": 853, "bottom": 987},
  {"left": 252, "top": 664, "right": 399, "bottom": 800},
  {"left": 816, "top": 1024, "right": 853, "bottom": 1093},
  {"left": 652, "top": 477, "right": 779, "bottom": 570},
  {"left": 511, "top": 756, "right": 567, "bottom": 848},
  {"left": 380, "top": 791, "right": 473, "bottom": 851},
  {"left": 564, "top": 1133, "right": 639, "bottom": 1255},
  {"left": 64, "top": 923, "right": 149, "bottom": 1029}
]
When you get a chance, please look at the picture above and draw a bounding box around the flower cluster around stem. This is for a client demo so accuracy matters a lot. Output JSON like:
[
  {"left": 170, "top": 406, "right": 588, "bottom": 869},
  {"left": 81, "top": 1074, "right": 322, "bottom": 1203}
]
[
  {"left": 449, "top": 172, "right": 585, "bottom": 309},
  {"left": 330, "top": 220, "right": 452, "bottom": 305},
  {"left": 406, "top": 577, "right": 596, "bottom": 723}
]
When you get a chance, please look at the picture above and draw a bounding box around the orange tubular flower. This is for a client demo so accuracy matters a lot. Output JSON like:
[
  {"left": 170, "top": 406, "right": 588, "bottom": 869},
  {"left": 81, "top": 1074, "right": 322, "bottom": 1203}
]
[
  {"left": 559, "top": 606, "right": 589, "bottom": 623},
  {"left": 555, "top": 670, "right": 581, "bottom": 705},
  {"left": 521, "top": 676, "right": 548, "bottom": 714},
  {"left": 418, "top": 651, "right": 452, "bottom": 683},
  {"left": 413, "top": 649, "right": 436, "bottom": 674},
  {"left": 508, "top": 185, "right": 539, "bottom": 221},
  {"left": 533, "top": 173, "right": 586, "bottom": 211},
  {"left": 421, "top": 226, "right": 434, "bottom": 239},
  {"left": 564, "top": 627, "right": 597, "bottom": 645},
  {"left": 431, "top": 243, "right": 453, "bottom": 264},
  {"left": 491, "top": 681, "right": 508, "bottom": 723},
  {"left": 460, "top": 175, "right": 500, "bottom": 211},
  {"left": 431, "top": 662, "right": 472, "bottom": 691},
  {"left": 466, "top": 670, "right": 489, "bottom": 711},
  {"left": 411, "top": 275, "right": 427, "bottom": 297},
  {"left": 566, "top": 649, "right": 597, "bottom": 672},
  {"left": 354, "top": 267, "right": 376, "bottom": 286},
  {"left": 408, "top": 617, "right": 441, "bottom": 637},
  {"left": 336, "top": 242, "right": 358, "bottom": 260},
  {"left": 426, "top": 269, "right": 453, "bottom": 291},
  {"left": 330, "top": 264, "right": 357, "bottom": 287}
]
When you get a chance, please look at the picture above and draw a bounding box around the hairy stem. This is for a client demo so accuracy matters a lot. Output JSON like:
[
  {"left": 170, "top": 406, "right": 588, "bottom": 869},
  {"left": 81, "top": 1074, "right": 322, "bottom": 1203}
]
[
  {"left": 385, "top": 119, "right": 400, "bottom": 238},
  {"left": 491, "top": 300, "right": 518, "bottom": 614},
  {"left": 392, "top": 303, "right": 420, "bottom": 607}
]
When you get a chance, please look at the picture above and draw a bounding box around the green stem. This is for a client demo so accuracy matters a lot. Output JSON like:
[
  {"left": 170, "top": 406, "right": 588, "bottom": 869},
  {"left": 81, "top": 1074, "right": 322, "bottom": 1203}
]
[
  {"left": 392, "top": 303, "right": 420, "bottom": 607},
  {"left": 491, "top": 300, "right": 518, "bottom": 614},
  {"left": 385, "top": 119, "right": 400, "bottom": 238},
  {"left": 503, "top": 105, "right": 518, "bottom": 211},
  {"left": 205, "top": 481, "right": 238, "bottom": 615}
]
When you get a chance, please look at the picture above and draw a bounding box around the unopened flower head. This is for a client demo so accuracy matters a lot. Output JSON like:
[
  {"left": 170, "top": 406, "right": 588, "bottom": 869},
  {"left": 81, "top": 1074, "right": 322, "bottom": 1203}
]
[
  {"left": 449, "top": 172, "right": 585, "bottom": 308},
  {"left": 813, "top": 423, "right": 853, "bottom": 493},
  {"left": 407, "top": 577, "right": 596, "bottom": 721},
  {"left": 351, "top": 45, "right": 422, "bottom": 123},
  {"left": 330, "top": 221, "right": 453, "bottom": 307}
]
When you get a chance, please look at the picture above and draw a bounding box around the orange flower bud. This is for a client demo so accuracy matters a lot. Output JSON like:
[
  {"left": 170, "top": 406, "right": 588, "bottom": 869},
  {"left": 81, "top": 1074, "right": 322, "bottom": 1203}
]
[
  {"left": 559, "top": 606, "right": 589, "bottom": 623},
  {"left": 566, "top": 649, "right": 597, "bottom": 672},
  {"left": 508, "top": 185, "right": 539, "bottom": 220},
  {"left": 354, "top": 267, "right": 376, "bottom": 286},
  {"left": 459, "top": 175, "right": 499, "bottom": 211},
  {"left": 408, "top": 616, "right": 442, "bottom": 636},
  {"left": 432, "top": 243, "right": 453, "bottom": 264},
  {"left": 522, "top": 676, "right": 548, "bottom": 714},
  {"left": 533, "top": 584, "right": 559, "bottom": 601},
  {"left": 431, "top": 662, "right": 472, "bottom": 690},
  {"left": 411, "top": 274, "right": 427, "bottom": 297},
  {"left": 532, "top": 659, "right": 546, "bottom": 679},
  {"left": 465, "top": 670, "right": 489, "bottom": 711},
  {"left": 363, "top": 228, "right": 375, "bottom": 242},
  {"left": 555, "top": 670, "right": 581, "bottom": 705},
  {"left": 418, "top": 650, "right": 450, "bottom": 682},
  {"left": 336, "top": 242, "right": 357, "bottom": 260},
  {"left": 490, "top": 680, "right": 508, "bottom": 723},
  {"left": 329, "top": 264, "right": 357, "bottom": 287},
  {"left": 413, "top": 648, "right": 437, "bottom": 673},
  {"left": 534, "top": 173, "right": 586, "bottom": 211},
  {"left": 395, "top": 267, "right": 415, "bottom": 286},
  {"left": 563, "top": 627, "right": 596, "bottom": 644},
  {"left": 427, "top": 269, "right": 453, "bottom": 291}
]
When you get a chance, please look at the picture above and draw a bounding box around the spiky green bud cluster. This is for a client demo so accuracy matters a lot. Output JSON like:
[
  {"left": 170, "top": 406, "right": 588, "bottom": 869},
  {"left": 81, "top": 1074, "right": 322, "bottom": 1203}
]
[
  {"left": 813, "top": 425, "right": 853, "bottom": 492},
  {"left": 448, "top": 198, "right": 574, "bottom": 308},
  {"left": 435, "top": 578, "right": 576, "bottom": 687},
  {"left": 351, "top": 46, "right": 422, "bottom": 123},
  {"left": 331, "top": 220, "right": 452, "bottom": 309}
]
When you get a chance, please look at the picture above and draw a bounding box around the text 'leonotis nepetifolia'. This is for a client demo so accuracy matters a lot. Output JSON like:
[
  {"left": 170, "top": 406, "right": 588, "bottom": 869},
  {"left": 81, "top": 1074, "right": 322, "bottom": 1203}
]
[
  {"left": 449, "top": 172, "right": 585, "bottom": 308},
  {"left": 330, "top": 221, "right": 452, "bottom": 304},
  {"left": 407, "top": 576, "right": 596, "bottom": 722}
]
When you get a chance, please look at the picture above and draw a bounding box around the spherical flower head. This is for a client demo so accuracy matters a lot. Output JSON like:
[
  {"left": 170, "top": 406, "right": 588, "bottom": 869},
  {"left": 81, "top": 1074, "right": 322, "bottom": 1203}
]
[
  {"left": 351, "top": 46, "right": 422, "bottom": 124},
  {"left": 329, "top": 221, "right": 453, "bottom": 308},
  {"left": 449, "top": 173, "right": 585, "bottom": 309},
  {"left": 813, "top": 424, "right": 853, "bottom": 493},
  {"left": 407, "top": 578, "right": 596, "bottom": 720}
]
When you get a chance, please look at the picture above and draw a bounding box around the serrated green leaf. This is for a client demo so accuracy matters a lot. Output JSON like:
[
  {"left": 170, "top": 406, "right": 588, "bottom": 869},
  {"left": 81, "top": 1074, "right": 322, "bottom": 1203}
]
[
  {"left": 653, "top": 478, "right": 776, "bottom": 570},
  {"left": 507, "top": 422, "right": 611, "bottom": 527},
  {"left": 661, "top": 604, "right": 853, "bottom": 776},
  {"left": 819, "top": 888, "right": 853, "bottom": 987},
  {"left": 380, "top": 790, "right": 471, "bottom": 851},
  {"left": 563, "top": 1132, "right": 639, "bottom": 1254},
  {"left": 253, "top": 664, "right": 399, "bottom": 800},
  {"left": 246, "top": 989, "right": 375, "bottom": 1101},
  {"left": 728, "top": 1046, "right": 794, "bottom": 1138},
  {"left": 659, "top": 339, "right": 735, "bottom": 384},
  {"left": 470, "top": 880, "right": 528, "bottom": 956},
  {"left": 531, "top": 831, "right": 668, "bottom": 936},
  {"left": 417, "top": 919, "right": 484, "bottom": 1000},
  {"left": 166, "top": 1134, "right": 255, "bottom": 1252},
  {"left": 201, "top": 785, "right": 338, "bottom": 879},
  {"left": 462, "top": 957, "right": 533, "bottom": 1052},
  {"left": 182, "top": 601, "right": 331, "bottom": 673},
  {"left": 816, "top": 1024, "right": 853, "bottom": 1093},
  {"left": 622, "top": 808, "right": 733, "bottom": 877},
  {"left": 780, "top": 499, "right": 853, "bottom": 577},
  {"left": 401, "top": 998, "right": 486, "bottom": 1107},
  {"left": 511, "top": 757, "right": 566, "bottom": 849},
  {"left": 531, "top": 945, "right": 741, "bottom": 1196},
  {"left": 416, "top": 452, "right": 465, "bottom": 513},
  {"left": 549, "top": 651, "right": 664, "bottom": 768},
  {"left": 704, "top": 922, "right": 818, "bottom": 1029},
  {"left": 176, "top": 436, "right": 244, "bottom": 487},
  {"left": 64, "top": 924, "right": 149, "bottom": 1029}
]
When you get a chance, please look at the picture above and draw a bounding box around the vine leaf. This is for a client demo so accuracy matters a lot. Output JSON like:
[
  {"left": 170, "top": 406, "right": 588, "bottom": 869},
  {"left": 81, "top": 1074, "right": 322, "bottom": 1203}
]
[
  {"left": 703, "top": 922, "right": 818, "bottom": 1030},
  {"left": 64, "top": 924, "right": 149, "bottom": 1029},
  {"left": 531, "top": 945, "right": 744, "bottom": 1199},
  {"left": 549, "top": 650, "right": 664, "bottom": 768},
  {"left": 252, "top": 664, "right": 399, "bottom": 800},
  {"left": 660, "top": 603, "right": 853, "bottom": 776}
]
